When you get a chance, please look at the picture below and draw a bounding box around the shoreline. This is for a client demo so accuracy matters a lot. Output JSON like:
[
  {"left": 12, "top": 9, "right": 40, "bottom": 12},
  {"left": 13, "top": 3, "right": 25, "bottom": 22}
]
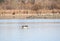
[
  {"left": 0, "top": 10, "right": 60, "bottom": 19},
  {"left": 0, "top": 13, "right": 60, "bottom": 19}
]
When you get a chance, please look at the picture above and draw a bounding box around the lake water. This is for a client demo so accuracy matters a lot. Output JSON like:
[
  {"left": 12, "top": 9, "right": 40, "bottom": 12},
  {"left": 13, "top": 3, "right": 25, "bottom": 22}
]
[{"left": 0, "top": 19, "right": 60, "bottom": 41}]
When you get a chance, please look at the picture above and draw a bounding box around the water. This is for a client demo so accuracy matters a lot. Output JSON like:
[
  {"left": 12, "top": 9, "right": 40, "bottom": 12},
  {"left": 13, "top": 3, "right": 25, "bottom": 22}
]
[{"left": 0, "top": 19, "right": 60, "bottom": 41}]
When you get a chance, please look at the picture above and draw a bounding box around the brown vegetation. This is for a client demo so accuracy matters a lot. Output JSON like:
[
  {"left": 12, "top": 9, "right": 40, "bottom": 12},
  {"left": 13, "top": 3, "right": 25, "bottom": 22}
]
[{"left": 0, "top": 0, "right": 60, "bottom": 10}]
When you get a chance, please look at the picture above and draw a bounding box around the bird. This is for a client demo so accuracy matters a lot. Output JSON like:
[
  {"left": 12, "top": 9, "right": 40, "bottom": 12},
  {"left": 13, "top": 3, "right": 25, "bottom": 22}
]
[{"left": 22, "top": 25, "right": 28, "bottom": 29}]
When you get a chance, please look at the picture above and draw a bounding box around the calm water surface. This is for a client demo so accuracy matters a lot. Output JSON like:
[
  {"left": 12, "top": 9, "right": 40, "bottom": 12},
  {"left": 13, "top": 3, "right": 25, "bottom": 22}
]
[{"left": 0, "top": 19, "right": 60, "bottom": 41}]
